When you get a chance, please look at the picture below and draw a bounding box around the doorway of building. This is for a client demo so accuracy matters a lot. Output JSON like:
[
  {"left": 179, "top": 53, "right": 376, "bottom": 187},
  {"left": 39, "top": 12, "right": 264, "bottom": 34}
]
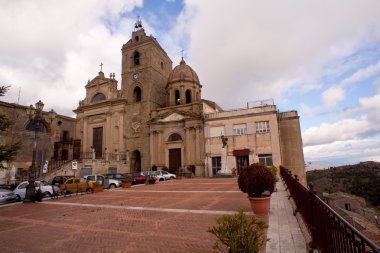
[
  {"left": 73, "top": 139, "right": 81, "bottom": 160},
  {"left": 131, "top": 150, "right": 141, "bottom": 172},
  {"left": 93, "top": 127, "right": 103, "bottom": 158},
  {"left": 169, "top": 148, "right": 181, "bottom": 174},
  {"left": 236, "top": 155, "right": 249, "bottom": 174}
]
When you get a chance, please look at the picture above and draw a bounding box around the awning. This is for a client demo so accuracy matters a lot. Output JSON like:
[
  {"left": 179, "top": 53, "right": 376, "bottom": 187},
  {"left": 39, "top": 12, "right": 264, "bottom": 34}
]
[{"left": 233, "top": 149, "right": 250, "bottom": 156}]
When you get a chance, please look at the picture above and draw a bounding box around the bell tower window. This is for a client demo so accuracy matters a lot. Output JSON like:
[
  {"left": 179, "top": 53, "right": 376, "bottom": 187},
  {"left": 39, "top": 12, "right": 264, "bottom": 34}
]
[
  {"left": 185, "top": 90, "right": 192, "bottom": 104},
  {"left": 133, "top": 86, "right": 142, "bottom": 102},
  {"left": 175, "top": 89, "right": 180, "bottom": 105},
  {"left": 133, "top": 51, "right": 140, "bottom": 65}
]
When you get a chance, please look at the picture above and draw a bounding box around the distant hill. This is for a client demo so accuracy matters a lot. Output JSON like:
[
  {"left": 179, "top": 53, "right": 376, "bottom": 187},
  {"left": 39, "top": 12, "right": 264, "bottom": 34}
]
[{"left": 306, "top": 161, "right": 380, "bottom": 209}]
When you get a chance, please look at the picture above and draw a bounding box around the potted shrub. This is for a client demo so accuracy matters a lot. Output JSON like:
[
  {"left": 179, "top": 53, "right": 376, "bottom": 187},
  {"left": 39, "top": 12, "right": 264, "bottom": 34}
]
[
  {"left": 92, "top": 181, "right": 104, "bottom": 193},
  {"left": 121, "top": 175, "right": 132, "bottom": 188},
  {"left": 208, "top": 209, "right": 266, "bottom": 253},
  {"left": 238, "top": 163, "right": 275, "bottom": 216},
  {"left": 148, "top": 174, "right": 157, "bottom": 184}
]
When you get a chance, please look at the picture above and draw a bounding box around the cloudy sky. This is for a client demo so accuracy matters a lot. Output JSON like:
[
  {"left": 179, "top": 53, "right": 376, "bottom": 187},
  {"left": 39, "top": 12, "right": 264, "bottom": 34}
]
[{"left": 1, "top": 0, "right": 380, "bottom": 169}]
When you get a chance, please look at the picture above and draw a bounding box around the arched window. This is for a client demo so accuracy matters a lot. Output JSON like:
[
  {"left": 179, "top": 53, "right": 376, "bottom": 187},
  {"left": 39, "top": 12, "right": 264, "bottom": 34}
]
[
  {"left": 91, "top": 93, "right": 106, "bottom": 103},
  {"left": 135, "top": 36, "right": 139, "bottom": 42},
  {"left": 133, "top": 51, "right": 140, "bottom": 65},
  {"left": 168, "top": 133, "right": 182, "bottom": 142},
  {"left": 133, "top": 86, "right": 142, "bottom": 102},
  {"left": 185, "top": 90, "right": 192, "bottom": 104},
  {"left": 175, "top": 89, "right": 180, "bottom": 105},
  {"left": 160, "top": 61, "right": 163, "bottom": 70}
]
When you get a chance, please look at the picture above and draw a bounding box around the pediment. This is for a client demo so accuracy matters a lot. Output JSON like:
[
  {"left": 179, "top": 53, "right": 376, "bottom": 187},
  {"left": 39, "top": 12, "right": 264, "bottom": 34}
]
[{"left": 159, "top": 112, "right": 187, "bottom": 122}]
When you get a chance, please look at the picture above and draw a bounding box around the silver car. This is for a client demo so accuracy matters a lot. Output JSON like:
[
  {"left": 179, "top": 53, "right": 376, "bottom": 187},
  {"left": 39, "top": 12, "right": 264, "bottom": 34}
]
[
  {"left": 0, "top": 188, "right": 17, "bottom": 204},
  {"left": 13, "top": 180, "right": 60, "bottom": 201}
]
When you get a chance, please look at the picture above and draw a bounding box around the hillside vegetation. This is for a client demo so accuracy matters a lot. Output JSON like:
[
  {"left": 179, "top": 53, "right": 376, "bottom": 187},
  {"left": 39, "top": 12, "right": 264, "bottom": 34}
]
[{"left": 307, "top": 161, "right": 380, "bottom": 209}]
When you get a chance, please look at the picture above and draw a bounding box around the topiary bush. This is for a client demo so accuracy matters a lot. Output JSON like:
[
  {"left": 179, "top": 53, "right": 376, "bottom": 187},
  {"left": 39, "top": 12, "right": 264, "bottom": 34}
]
[
  {"left": 238, "top": 163, "right": 275, "bottom": 198},
  {"left": 208, "top": 209, "right": 266, "bottom": 253}
]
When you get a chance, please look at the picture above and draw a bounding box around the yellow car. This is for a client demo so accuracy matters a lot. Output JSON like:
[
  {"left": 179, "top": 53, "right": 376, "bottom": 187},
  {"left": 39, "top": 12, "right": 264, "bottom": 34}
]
[{"left": 60, "top": 178, "right": 94, "bottom": 194}]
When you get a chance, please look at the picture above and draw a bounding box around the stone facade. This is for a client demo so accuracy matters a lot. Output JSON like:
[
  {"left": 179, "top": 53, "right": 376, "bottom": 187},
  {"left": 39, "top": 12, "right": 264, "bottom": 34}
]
[{"left": 0, "top": 101, "right": 76, "bottom": 183}]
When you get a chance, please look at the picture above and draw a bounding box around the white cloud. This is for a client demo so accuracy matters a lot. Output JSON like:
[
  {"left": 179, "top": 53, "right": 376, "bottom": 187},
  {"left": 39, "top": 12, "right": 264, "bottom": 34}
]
[
  {"left": 303, "top": 119, "right": 371, "bottom": 146},
  {"left": 321, "top": 86, "right": 345, "bottom": 109},
  {"left": 304, "top": 93, "right": 380, "bottom": 147},
  {"left": 341, "top": 60, "right": 380, "bottom": 86},
  {"left": 177, "top": 0, "right": 380, "bottom": 108},
  {"left": 0, "top": 0, "right": 142, "bottom": 116},
  {"left": 304, "top": 137, "right": 380, "bottom": 164},
  {"left": 374, "top": 78, "right": 380, "bottom": 94}
]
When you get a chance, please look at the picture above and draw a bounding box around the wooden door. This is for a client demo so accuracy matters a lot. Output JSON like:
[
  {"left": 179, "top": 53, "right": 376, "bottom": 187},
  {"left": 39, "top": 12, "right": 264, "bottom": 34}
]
[
  {"left": 93, "top": 127, "right": 103, "bottom": 158},
  {"left": 169, "top": 148, "right": 181, "bottom": 174},
  {"left": 236, "top": 155, "right": 249, "bottom": 174},
  {"left": 73, "top": 139, "right": 81, "bottom": 160}
]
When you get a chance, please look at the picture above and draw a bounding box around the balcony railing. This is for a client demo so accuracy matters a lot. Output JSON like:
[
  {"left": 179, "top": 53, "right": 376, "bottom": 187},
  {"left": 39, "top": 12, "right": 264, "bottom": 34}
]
[{"left": 280, "top": 165, "right": 380, "bottom": 253}]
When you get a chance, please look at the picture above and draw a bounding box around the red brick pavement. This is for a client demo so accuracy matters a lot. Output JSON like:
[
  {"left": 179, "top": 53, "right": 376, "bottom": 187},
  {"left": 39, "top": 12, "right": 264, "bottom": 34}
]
[{"left": 0, "top": 178, "right": 253, "bottom": 253}]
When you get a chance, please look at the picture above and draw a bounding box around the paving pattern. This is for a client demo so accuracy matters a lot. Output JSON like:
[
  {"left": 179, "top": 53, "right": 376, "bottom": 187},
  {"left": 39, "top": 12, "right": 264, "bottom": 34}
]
[
  {"left": 0, "top": 178, "right": 307, "bottom": 253},
  {"left": 266, "top": 180, "right": 308, "bottom": 253}
]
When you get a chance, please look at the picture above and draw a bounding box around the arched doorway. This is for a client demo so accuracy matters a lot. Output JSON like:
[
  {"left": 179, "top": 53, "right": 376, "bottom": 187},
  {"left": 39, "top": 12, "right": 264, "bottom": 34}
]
[{"left": 131, "top": 150, "right": 141, "bottom": 172}]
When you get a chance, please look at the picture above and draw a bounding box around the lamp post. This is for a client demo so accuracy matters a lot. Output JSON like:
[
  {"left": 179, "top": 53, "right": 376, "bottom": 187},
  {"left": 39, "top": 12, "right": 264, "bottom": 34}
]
[{"left": 24, "top": 100, "right": 56, "bottom": 203}]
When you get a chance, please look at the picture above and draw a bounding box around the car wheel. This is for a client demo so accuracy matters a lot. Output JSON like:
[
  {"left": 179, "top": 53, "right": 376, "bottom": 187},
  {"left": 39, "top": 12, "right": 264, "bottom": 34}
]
[
  {"left": 170, "top": 176, "right": 174, "bottom": 180},
  {"left": 159, "top": 178, "right": 164, "bottom": 181},
  {"left": 86, "top": 188, "right": 92, "bottom": 193},
  {"left": 109, "top": 184, "right": 116, "bottom": 189},
  {"left": 44, "top": 192, "right": 51, "bottom": 197},
  {"left": 16, "top": 194, "right": 21, "bottom": 202}
]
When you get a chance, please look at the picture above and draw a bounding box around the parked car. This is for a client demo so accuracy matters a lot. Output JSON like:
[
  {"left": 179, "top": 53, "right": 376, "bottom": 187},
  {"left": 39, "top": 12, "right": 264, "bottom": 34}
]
[
  {"left": 141, "top": 171, "right": 164, "bottom": 181},
  {"left": 0, "top": 188, "right": 17, "bottom": 204},
  {"left": 154, "top": 170, "right": 176, "bottom": 181},
  {"left": 102, "top": 173, "right": 124, "bottom": 180},
  {"left": 60, "top": 178, "right": 94, "bottom": 194},
  {"left": 84, "top": 174, "right": 121, "bottom": 189},
  {"left": 51, "top": 175, "right": 74, "bottom": 185},
  {"left": 124, "top": 172, "right": 147, "bottom": 185},
  {"left": 13, "top": 181, "right": 60, "bottom": 201}
]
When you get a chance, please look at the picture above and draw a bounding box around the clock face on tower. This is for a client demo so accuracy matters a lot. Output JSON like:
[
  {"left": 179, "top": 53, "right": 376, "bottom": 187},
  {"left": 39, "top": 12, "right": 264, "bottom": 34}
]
[{"left": 132, "top": 72, "right": 139, "bottom": 81}]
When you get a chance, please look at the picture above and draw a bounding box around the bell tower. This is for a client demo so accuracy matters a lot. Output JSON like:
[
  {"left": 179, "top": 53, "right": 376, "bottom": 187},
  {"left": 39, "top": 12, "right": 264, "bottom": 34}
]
[{"left": 121, "top": 17, "right": 173, "bottom": 171}]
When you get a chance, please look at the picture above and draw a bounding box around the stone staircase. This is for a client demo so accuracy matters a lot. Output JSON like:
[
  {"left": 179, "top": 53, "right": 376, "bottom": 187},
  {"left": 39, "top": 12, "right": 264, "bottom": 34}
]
[{"left": 37, "top": 160, "right": 76, "bottom": 183}]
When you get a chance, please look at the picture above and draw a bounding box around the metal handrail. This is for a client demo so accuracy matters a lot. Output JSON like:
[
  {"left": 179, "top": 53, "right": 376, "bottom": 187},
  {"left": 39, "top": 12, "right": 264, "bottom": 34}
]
[{"left": 280, "top": 165, "right": 380, "bottom": 253}]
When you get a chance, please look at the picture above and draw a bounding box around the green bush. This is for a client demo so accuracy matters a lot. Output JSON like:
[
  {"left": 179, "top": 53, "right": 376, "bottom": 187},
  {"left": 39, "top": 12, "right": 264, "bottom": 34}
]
[
  {"left": 238, "top": 163, "right": 275, "bottom": 198},
  {"left": 208, "top": 209, "right": 266, "bottom": 253}
]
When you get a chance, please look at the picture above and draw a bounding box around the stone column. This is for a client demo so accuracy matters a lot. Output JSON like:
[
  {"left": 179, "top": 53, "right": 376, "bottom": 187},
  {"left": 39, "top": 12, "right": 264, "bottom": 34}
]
[
  {"left": 83, "top": 116, "right": 88, "bottom": 153},
  {"left": 119, "top": 112, "right": 124, "bottom": 153},
  {"left": 221, "top": 147, "right": 227, "bottom": 174},
  {"left": 149, "top": 131, "right": 154, "bottom": 167},
  {"left": 158, "top": 131, "right": 163, "bottom": 165},
  {"left": 195, "top": 126, "right": 200, "bottom": 163},
  {"left": 185, "top": 127, "right": 190, "bottom": 164}
]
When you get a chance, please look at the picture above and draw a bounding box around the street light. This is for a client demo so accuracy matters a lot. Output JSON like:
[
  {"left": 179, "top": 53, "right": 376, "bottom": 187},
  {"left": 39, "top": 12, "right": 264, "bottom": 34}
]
[{"left": 24, "top": 100, "right": 56, "bottom": 203}]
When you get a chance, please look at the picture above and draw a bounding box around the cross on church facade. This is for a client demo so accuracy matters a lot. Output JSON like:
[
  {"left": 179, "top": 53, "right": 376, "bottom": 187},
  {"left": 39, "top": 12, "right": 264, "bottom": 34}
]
[{"left": 100, "top": 62, "right": 103, "bottom": 72}]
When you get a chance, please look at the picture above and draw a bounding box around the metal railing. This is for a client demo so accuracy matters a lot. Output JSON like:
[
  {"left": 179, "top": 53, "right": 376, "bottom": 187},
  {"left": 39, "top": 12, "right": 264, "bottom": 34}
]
[{"left": 280, "top": 165, "right": 380, "bottom": 253}]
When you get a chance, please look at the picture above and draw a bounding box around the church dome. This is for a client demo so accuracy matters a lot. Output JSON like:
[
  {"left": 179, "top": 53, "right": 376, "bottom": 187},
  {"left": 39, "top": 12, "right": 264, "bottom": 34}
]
[{"left": 167, "top": 58, "right": 200, "bottom": 86}]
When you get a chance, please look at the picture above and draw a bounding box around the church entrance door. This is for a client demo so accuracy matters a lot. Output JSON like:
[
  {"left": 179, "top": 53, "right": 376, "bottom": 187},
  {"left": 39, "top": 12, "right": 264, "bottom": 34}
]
[
  {"left": 169, "top": 148, "right": 181, "bottom": 174},
  {"left": 131, "top": 150, "right": 141, "bottom": 172},
  {"left": 93, "top": 127, "right": 103, "bottom": 159}
]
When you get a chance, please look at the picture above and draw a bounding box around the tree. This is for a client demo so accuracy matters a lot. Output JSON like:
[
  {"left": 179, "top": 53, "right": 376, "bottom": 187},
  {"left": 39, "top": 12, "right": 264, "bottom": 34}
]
[{"left": 0, "top": 85, "right": 21, "bottom": 168}]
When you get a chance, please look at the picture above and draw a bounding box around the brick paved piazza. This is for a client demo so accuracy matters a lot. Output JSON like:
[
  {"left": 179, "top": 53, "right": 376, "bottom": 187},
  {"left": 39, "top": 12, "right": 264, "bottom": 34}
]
[{"left": 0, "top": 178, "right": 253, "bottom": 253}]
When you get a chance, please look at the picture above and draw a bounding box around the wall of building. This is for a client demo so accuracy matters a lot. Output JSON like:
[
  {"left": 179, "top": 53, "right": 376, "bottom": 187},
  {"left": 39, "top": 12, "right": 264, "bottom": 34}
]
[
  {"left": 204, "top": 105, "right": 282, "bottom": 176},
  {"left": 278, "top": 111, "right": 307, "bottom": 185},
  {"left": 0, "top": 101, "right": 76, "bottom": 182}
]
